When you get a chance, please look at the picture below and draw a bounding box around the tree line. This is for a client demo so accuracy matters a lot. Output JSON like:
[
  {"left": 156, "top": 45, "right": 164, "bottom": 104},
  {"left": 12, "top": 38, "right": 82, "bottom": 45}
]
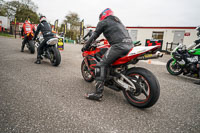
[
  {"left": 0, "top": 0, "right": 39, "bottom": 23},
  {"left": 0, "top": 0, "right": 84, "bottom": 40}
]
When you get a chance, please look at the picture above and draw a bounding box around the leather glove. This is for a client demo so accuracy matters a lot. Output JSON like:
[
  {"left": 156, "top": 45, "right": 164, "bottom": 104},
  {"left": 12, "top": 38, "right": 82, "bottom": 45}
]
[{"left": 81, "top": 47, "right": 87, "bottom": 52}]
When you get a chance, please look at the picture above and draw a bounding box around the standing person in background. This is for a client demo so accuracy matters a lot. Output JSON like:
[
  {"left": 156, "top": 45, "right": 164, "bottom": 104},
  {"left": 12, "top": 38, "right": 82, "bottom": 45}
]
[{"left": 194, "top": 26, "right": 200, "bottom": 85}]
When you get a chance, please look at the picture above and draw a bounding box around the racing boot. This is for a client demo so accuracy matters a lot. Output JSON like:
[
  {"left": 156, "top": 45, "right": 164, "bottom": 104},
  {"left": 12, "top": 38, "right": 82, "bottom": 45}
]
[
  {"left": 194, "top": 67, "right": 200, "bottom": 85},
  {"left": 34, "top": 56, "right": 41, "bottom": 64},
  {"left": 86, "top": 81, "right": 104, "bottom": 101},
  {"left": 40, "top": 56, "right": 43, "bottom": 60},
  {"left": 194, "top": 80, "right": 200, "bottom": 85},
  {"left": 21, "top": 46, "right": 24, "bottom": 52},
  {"left": 21, "top": 41, "right": 25, "bottom": 52}
]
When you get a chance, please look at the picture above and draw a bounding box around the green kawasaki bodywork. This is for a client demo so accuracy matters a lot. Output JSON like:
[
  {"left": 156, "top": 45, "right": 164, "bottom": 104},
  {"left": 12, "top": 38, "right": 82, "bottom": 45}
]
[
  {"left": 188, "top": 48, "right": 200, "bottom": 55},
  {"left": 171, "top": 48, "right": 200, "bottom": 65}
]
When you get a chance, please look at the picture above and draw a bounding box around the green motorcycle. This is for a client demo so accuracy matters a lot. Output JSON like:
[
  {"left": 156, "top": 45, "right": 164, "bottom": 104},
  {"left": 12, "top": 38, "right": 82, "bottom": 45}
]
[{"left": 166, "top": 43, "right": 200, "bottom": 78}]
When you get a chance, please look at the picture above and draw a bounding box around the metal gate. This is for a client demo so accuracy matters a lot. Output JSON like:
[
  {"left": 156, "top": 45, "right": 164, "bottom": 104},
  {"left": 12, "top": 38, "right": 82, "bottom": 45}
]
[
  {"left": 173, "top": 31, "right": 185, "bottom": 44},
  {"left": 129, "top": 30, "right": 137, "bottom": 42}
]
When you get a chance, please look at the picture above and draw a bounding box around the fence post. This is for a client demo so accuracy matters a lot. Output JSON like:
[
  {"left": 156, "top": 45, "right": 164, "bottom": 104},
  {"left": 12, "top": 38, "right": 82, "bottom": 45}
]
[
  {"left": 14, "top": 18, "right": 16, "bottom": 39},
  {"left": 170, "top": 42, "right": 173, "bottom": 51},
  {"left": 166, "top": 42, "right": 168, "bottom": 52}
]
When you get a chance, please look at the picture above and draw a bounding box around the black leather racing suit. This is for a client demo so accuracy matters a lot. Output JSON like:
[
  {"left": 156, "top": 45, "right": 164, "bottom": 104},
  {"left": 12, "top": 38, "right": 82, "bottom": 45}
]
[
  {"left": 84, "top": 15, "right": 133, "bottom": 97},
  {"left": 33, "top": 21, "right": 54, "bottom": 59}
]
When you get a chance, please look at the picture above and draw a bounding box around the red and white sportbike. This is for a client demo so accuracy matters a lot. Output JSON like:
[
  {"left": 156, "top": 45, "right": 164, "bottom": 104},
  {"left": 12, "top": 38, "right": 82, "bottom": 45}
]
[{"left": 81, "top": 41, "right": 163, "bottom": 108}]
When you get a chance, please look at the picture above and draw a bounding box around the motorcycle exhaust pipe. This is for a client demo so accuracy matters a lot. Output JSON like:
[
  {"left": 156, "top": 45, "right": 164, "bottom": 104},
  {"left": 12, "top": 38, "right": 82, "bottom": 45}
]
[{"left": 137, "top": 51, "right": 163, "bottom": 60}]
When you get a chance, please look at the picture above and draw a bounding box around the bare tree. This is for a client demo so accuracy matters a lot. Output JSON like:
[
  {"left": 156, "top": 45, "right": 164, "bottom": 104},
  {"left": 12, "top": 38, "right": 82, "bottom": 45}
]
[{"left": 63, "top": 12, "right": 81, "bottom": 40}]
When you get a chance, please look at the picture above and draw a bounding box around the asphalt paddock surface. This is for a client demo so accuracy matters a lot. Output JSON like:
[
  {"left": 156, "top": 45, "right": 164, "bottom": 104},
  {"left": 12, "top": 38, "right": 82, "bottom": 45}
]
[{"left": 0, "top": 37, "right": 200, "bottom": 133}]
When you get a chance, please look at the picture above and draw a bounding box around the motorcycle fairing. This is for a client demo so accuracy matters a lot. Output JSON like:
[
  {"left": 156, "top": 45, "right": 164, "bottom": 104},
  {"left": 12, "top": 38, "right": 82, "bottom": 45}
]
[
  {"left": 112, "top": 46, "right": 159, "bottom": 66},
  {"left": 82, "top": 44, "right": 110, "bottom": 57},
  {"left": 128, "top": 46, "right": 158, "bottom": 56},
  {"left": 83, "top": 44, "right": 160, "bottom": 66},
  {"left": 189, "top": 49, "right": 200, "bottom": 56}
]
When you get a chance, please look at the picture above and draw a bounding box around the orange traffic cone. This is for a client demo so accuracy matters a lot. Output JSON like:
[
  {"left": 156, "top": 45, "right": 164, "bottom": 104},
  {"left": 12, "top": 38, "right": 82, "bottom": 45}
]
[{"left": 148, "top": 59, "right": 152, "bottom": 64}]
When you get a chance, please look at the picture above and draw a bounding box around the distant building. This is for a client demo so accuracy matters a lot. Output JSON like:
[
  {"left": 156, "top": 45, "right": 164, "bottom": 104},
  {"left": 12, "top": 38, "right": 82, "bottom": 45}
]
[
  {"left": 0, "top": 16, "right": 10, "bottom": 30},
  {"left": 85, "top": 26, "right": 198, "bottom": 51},
  {"left": 10, "top": 22, "right": 23, "bottom": 35}
]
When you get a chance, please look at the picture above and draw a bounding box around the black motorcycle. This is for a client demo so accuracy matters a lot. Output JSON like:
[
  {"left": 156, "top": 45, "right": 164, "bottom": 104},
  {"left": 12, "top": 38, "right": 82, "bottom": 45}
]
[{"left": 35, "top": 36, "right": 61, "bottom": 66}]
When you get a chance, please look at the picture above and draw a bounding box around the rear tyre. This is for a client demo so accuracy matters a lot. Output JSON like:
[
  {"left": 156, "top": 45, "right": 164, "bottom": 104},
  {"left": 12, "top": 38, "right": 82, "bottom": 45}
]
[
  {"left": 28, "top": 40, "right": 35, "bottom": 54},
  {"left": 166, "top": 58, "right": 183, "bottom": 75},
  {"left": 122, "top": 67, "right": 160, "bottom": 108},
  {"left": 81, "top": 60, "right": 94, "bottom": 82},
  {"left": 49, "top": 46, "right": 61, "bottom": 66}
]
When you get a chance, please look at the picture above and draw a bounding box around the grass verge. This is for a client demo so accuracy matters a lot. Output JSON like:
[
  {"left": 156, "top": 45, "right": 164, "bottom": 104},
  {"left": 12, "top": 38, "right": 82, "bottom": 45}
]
[{"left": 0, "top": 32, "right": 14, "bottom": 37}]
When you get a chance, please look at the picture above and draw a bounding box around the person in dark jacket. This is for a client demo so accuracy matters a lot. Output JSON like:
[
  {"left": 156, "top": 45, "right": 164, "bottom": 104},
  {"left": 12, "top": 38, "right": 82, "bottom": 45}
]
[
  {"left": 194, "top": 26, "right": 200, "bottom": 48},
  {"left": 82, "top": 8, "right": 133, "bottom": 101},
  {"left": 33, "top": 16, "right": 54, "bottom": 64}
]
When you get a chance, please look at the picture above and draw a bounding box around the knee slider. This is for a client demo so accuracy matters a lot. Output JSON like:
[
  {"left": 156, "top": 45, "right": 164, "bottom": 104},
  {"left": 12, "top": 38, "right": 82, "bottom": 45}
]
[{"left": 95, "top": 62, "right": 105, "bottom": 77}]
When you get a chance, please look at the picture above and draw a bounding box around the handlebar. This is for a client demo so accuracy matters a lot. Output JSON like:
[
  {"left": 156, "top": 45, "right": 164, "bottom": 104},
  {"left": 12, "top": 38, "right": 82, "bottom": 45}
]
[
  {"left": 89, "top": 40, "right": 104, "bottom": 47},
  {"left": 82, "top": 40, "right": 104, "bottom": 52}
]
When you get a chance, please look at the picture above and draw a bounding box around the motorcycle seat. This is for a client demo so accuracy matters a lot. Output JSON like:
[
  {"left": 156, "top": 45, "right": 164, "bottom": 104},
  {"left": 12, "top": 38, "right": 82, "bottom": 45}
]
[
  {"left": 190, "top": 50, "right": 196, "bottom": 54},
  {"left": 47, "top": 38, "right": 58, "bottom": 45}
]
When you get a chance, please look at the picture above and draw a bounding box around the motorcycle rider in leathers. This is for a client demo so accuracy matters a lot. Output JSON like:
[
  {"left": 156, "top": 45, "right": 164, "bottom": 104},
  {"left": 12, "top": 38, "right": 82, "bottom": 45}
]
[
  {"left": 194, "top": 26, "right": 200, "bottom": 85},
  {"left": 82, "top": 8, "right": 133, "bottom": 101},
  {"left": 33, "top": 16, "right": 54, "bottom": 64},
  {"left": 21, "top": 20, "right": 35, "bottom": 52}
]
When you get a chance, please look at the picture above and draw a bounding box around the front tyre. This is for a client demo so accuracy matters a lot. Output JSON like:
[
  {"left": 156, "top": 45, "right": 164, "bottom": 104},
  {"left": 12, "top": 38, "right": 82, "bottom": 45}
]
[
  {"left": 49, "top": 46, "right": 61, "bottom": 66},
  {"left": 28, "top": 40, "right": 35, "bottom": 54},
  {"left": 123, "top": 67, "right": 160, "bottom": 108},
  {"left": 166, "top": 58, "right": 183, "bottom": 75},
  {"left": 81, "top": 60, "right": 94, "bottom": 82}
]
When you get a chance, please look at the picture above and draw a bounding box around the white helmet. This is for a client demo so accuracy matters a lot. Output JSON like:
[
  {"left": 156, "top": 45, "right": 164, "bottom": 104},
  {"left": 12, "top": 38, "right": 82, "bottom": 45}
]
[
  {"left": 40, "top": 16, "right": 47, "bottom": 22},
  {"left": 24, "top": 20, "right": 30, "bottom": 24}
]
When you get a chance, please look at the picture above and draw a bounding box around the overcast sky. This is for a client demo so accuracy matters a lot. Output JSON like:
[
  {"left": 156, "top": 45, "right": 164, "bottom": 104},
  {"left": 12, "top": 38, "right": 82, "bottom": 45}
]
[{"left": 6, "top": 0, "right": 200, "bottom": 26}]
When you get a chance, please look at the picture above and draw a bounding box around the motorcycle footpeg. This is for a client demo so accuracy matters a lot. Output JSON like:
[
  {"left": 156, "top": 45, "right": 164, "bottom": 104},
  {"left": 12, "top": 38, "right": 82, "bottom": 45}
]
[{"left": 105, "top": 84, "right": 121, "bottom": 91}]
